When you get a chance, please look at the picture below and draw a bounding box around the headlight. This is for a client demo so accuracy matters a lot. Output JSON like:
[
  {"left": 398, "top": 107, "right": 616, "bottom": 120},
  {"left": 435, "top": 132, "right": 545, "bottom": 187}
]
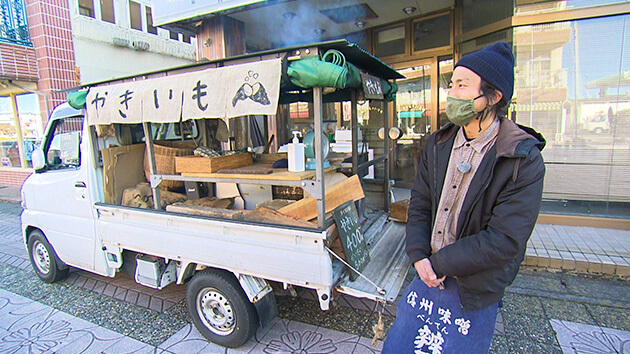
[{"left": 20, "top": 188, "right": 26, "bottom": 209}]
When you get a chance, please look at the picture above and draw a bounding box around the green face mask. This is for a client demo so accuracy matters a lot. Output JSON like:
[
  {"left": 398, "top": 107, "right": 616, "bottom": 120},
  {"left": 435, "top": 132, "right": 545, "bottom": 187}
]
[{"left": 445, "top": 95, "right": 484, "bottom": 127}]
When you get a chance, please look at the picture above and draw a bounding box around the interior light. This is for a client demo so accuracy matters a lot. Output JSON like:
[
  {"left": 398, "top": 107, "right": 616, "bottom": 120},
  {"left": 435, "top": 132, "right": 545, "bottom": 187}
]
[{"left": 403, "top": 6, "right": 417, "bottom": 15}]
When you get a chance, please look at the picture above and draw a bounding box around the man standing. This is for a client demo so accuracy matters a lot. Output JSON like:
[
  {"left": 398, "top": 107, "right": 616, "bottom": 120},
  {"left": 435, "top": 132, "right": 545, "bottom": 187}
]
[{"left": 383, "top": 42, "right": 545, "bottom": 353}]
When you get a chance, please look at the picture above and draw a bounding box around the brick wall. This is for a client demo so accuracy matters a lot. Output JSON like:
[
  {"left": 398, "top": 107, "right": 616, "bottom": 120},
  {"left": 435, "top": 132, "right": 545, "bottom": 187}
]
[
  {"left": 25, "top": 0, "right": 78, "bottom": 115},
  {"left": 0, "top": 43, "right": 38, "bottom": 81},
  {"left": 0, "top": 169, "right": 32, "bottom": 186}
]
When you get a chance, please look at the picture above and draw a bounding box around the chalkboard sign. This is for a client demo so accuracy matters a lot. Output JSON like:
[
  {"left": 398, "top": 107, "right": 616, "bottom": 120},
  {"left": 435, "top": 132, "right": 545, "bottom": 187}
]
[{"left": 333, "top": 201, "right": 370, "bottom": 281}]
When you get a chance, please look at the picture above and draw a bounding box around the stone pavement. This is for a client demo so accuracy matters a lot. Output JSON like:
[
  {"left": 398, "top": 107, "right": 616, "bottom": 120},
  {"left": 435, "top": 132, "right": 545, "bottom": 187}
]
[
  {"left": 0, "top": 287, "right": 383, "bottom": 353},
  {"left": 1, "top": 189, "right": 629, "bottom": 352}
]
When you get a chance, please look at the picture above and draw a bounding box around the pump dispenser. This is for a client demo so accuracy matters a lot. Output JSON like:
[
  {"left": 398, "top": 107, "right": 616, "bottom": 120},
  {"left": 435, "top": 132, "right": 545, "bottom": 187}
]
[{"left": 288, "top": 131, "right": 305, "bottom": 172}]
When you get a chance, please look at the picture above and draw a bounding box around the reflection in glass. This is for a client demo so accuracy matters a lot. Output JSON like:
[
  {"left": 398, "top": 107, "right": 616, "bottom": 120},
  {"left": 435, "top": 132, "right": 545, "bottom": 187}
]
[
  {"left": 460, "top": 0, "right": 512, "bottom": 32},
  {"left": 374, "top": 26, "right": 405, "bottom": 58},
  {"left": 515, "top": 0, "right": 628, "bottom": 16},
  {"left": 0, "top": 94, "right": 42, "bottom": 168},
  {"left": 438, "top": 57, "right": 454, "bottom": 129},
  {"left": 514, "top": 14, "right": 630, "bottom": 218},
  {"left": 394, "top": 65, "right": 432, "bottom": 186}
]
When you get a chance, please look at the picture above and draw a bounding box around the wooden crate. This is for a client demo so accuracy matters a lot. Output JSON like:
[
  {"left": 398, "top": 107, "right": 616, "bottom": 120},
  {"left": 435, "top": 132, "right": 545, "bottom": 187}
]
[
  {"left": 390, "top": 199, "right": 410, "bottom": 223},
  {"left": 254, "top": 153, "right": 287, "bottom": 164},
  {"left": 175, "top": 153, "right": 253, "bottom": 174}
]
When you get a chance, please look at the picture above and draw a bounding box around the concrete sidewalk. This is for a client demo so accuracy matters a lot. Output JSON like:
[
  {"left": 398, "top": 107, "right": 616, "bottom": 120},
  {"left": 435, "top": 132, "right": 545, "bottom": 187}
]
[
  {"left": 2, "top": 184, "right": 628, "bottom": 278},
  {"left": 0, "top": 185, "right": 20, "bottom": 204}
]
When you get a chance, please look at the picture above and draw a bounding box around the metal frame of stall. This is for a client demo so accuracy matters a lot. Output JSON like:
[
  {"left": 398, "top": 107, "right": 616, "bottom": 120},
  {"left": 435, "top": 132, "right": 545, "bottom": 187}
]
[{"left": 139, "top": 40, "right": 401, "bottom": 229}]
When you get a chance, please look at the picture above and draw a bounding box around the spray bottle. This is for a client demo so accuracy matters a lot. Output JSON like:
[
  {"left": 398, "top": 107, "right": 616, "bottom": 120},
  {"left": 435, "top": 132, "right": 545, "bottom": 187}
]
[{"left": 288, "top": 131, "right": 305, "bottom": 172}]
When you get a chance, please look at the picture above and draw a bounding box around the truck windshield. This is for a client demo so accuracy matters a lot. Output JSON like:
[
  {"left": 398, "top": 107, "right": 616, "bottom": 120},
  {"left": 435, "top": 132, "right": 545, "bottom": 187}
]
[{"left": 45, "top": 116, "right": 83, "bottom": 170}]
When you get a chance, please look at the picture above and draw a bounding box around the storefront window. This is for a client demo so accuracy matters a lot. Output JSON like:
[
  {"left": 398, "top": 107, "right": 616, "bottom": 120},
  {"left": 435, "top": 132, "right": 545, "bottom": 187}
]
[
  {"left": 438, "top": 57, "right": 454, "bottom": 129},
  {"left": 374, "top": 25, "right": 406, "bottom": 58},
  {"left": 413, "top": 14, "right": 451, "bottom": 52},
  {"left": 513, "top": 14, "right": 630, "bottom": 218},
  {"left": 459, "top": 29, "right": 513, "bottom": 56},
  {"left": 459, "top": 0, "right": 513, "bottom": 33},
  {"left": 0, "top": 94, "right": 43, "bottom": 169},
  {"left": 393, "top": 64, "right": 432, "bottom": 186}
]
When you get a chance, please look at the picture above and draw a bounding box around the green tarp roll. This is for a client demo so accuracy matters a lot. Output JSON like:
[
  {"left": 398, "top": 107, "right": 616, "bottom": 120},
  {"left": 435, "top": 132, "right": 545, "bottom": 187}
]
[{"left": 67, "top": 90, "right": 88, "bottom": 109}]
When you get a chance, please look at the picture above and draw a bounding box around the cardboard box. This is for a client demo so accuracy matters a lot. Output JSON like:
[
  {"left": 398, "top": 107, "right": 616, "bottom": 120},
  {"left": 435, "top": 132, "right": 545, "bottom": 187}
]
[
  {"left": 102, "top": 144, "right": 146, "bottom": 205},
  {"left": 175, "top": 153, "right": 253, "bottom": 174}
]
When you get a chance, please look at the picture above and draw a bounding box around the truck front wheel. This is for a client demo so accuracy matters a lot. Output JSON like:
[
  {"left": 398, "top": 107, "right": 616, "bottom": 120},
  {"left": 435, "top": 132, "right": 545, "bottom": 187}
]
[
  {"left": 27, "top": 230, "right": 69, "bottom": 283},
  {"left": 186, "top": 269, "right": 258, "bottom": 348}
]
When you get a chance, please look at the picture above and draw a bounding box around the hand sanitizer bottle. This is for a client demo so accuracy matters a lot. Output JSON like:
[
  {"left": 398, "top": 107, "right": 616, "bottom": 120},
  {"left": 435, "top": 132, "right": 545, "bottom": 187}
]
[{"left": 288, "top": 131, "right": 305, "bottom": 172}]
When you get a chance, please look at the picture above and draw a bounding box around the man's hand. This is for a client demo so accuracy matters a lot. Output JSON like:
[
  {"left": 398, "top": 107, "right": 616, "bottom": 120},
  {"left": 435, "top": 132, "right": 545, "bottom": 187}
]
[{"left": 414, "top": 258, "right": 445, "bottom": 287}]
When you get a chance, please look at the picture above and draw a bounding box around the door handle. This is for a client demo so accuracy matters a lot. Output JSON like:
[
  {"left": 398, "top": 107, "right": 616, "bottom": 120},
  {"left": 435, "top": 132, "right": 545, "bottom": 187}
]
[{"left": 74, "top": 181, "right": 86, "bottom": 188}]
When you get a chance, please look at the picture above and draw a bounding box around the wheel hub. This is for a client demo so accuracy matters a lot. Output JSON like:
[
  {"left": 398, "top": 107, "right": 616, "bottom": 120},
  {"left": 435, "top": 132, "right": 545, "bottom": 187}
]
[
  {"left": 197, "top": 287, "right": 235, "bottom": 336},
  {"left": 33, "top": 242, "right": 50, "bottom": 274}
]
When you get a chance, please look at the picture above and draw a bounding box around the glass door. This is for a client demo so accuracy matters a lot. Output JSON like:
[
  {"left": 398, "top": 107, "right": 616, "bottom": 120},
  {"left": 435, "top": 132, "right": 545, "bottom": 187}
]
[
  {"left": 391, "top": 57, "right": 453, "bottom": 187},
  {"left": 392, "top": 60, "right": 434, "bottom": 187}
]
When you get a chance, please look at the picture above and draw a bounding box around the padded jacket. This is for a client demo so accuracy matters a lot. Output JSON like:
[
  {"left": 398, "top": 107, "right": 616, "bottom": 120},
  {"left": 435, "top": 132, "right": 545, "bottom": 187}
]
[{"left": 405, "top": 119, "right": 545, "bottom": 311}]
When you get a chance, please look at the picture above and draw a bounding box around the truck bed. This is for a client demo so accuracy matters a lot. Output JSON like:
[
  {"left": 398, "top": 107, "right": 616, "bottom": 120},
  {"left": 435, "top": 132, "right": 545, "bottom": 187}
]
[{"left": 95, "top": 203, "right": 332, "bottom": 289}]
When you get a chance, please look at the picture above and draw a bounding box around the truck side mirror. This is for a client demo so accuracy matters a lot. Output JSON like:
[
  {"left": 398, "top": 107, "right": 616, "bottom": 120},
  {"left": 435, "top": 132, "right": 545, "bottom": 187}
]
[{"left": 32, "top": 148, "right": 46, "bottom": 171}]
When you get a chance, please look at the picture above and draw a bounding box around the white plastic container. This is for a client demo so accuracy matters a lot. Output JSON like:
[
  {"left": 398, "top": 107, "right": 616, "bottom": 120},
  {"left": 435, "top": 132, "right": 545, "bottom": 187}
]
[{"left": 288, "top": 131, "right": 305, "bottom": 172}]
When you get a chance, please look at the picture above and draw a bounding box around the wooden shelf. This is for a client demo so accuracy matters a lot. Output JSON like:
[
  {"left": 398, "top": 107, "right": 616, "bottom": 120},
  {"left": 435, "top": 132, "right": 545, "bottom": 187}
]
[{"left": 181, "top": 163, "right": 339, "bottom": 181}]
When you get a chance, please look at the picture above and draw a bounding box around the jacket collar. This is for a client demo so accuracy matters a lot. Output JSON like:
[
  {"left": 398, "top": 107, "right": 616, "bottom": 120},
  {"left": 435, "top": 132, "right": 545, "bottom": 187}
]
[{"left": 435, "top": 119, "right": 545, "bottom": 158}]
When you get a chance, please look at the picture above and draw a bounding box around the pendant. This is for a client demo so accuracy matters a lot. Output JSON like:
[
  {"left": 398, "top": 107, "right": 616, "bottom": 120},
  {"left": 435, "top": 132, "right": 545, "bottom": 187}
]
[{"left": 457, "top": 162, "right": 472, "bottom": 173}]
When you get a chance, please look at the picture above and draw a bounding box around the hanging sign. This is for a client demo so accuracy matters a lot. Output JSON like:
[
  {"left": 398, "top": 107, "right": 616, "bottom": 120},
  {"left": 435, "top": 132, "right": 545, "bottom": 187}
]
[
  {"left": 85, "top": 58, "right": 281, "bottom": 125},
  {"left": 360, "top": 72, "right": 384, "bottom": 100}
]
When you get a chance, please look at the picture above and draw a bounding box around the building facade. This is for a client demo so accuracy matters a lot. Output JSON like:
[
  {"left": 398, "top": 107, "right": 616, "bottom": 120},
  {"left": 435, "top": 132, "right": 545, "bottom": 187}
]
[
  {"left": 2, "top": 0, "right": 628, "bottom": 227},
  {"left": 0, "top": 0, "right": 196, "bottom": 185},
  {"left": 151, "top": 0, "right": 629, "bottom": 227}
]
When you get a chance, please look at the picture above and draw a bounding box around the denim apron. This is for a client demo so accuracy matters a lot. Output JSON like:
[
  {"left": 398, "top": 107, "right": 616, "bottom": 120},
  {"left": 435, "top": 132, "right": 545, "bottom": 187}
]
[{"left": 382, "top": 277, "right": 498, "bottom": 354}]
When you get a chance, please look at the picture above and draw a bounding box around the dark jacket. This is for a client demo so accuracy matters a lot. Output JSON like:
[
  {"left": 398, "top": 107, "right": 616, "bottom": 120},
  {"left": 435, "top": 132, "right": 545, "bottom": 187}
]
[{"left": 405, "top": 119, "right": 545, "bottom": 311}]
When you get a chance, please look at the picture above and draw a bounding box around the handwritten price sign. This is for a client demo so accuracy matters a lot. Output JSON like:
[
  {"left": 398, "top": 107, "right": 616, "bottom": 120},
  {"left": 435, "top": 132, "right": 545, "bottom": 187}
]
[{"left": 333, "top": 201, "right": 370, "bottom": 281}]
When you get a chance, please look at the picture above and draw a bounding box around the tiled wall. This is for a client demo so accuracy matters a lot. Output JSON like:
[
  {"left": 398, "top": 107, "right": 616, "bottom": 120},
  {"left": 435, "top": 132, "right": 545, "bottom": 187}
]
[
  {"left": 25, "top": 0, "right": 79, "bottom": 118},
  {"left": 0, "top": 43, "right": 38, "bottom": 81},
  {"left": 0, "top": 169, "right": 31, "bottom": 187}
]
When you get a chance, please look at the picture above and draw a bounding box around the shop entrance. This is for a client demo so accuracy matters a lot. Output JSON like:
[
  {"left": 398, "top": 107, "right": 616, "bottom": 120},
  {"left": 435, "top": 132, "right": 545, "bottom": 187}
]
[{"left": 391, "top": 56, "right": 453, "bottom": 188}]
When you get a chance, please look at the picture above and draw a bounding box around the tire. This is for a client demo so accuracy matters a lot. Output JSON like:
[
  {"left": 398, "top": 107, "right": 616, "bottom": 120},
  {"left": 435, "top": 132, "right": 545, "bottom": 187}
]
[
  {"left": 186, "top": 268, "right": 258, "bottom": 348},
  {"left": 27, "top": 230, "right": 69, "bottom": 283}
]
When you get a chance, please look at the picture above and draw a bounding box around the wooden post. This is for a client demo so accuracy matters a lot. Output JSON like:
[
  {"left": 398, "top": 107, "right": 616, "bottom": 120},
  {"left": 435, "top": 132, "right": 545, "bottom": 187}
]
[
  {"left": 197, "top": 16, "right": 245, "bottom": 61},
  {"left": 9, "top": 93, "right": 27, "bottom": 168},
  {"left": 143, "top": 123, "right": 162, "bottom": 210},
  {"left": 351, "top": 90, "right": 358, "bottom": 175}
]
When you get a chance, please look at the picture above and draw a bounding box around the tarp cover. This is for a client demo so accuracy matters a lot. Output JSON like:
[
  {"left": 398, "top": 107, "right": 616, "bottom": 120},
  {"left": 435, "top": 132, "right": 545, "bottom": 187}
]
[
  {"left": 85, "top": 58, "right": 281, "bottom": 125},
  {"left": 67, "top": 90, "right": 87, "bottom": 110}
]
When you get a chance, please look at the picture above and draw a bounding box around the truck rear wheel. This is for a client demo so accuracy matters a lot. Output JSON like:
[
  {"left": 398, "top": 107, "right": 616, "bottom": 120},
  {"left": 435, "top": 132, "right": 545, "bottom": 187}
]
[
  {"left": 27, "top": 230, "right": 69, "bottom": 283},
  {"left": 186, "top": 268, "right": 258, "bottom": 348}
]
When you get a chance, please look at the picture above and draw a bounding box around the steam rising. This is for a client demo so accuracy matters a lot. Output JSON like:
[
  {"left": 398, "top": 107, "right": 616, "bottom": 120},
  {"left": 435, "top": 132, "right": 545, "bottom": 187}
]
[{"left": 242, "top": 0, "right": 368, "bottom": 50}]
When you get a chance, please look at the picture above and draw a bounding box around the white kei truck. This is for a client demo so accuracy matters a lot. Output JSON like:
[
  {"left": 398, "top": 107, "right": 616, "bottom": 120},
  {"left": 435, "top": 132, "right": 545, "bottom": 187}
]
[{"left": 20, "top": 40, "right": 409, "bottom": 348}]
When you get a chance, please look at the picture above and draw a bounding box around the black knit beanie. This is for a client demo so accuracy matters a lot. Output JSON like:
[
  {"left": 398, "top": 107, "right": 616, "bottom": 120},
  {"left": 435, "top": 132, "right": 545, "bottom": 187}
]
[{"left": 454, "top": 42, "right": 515, "bottom": 102}]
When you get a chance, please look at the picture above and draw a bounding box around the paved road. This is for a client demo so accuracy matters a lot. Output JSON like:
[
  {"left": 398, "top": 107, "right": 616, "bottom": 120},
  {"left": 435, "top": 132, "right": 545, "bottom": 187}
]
[{"left": 1, "top": 201, "right": 629, "bottom": 353}]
